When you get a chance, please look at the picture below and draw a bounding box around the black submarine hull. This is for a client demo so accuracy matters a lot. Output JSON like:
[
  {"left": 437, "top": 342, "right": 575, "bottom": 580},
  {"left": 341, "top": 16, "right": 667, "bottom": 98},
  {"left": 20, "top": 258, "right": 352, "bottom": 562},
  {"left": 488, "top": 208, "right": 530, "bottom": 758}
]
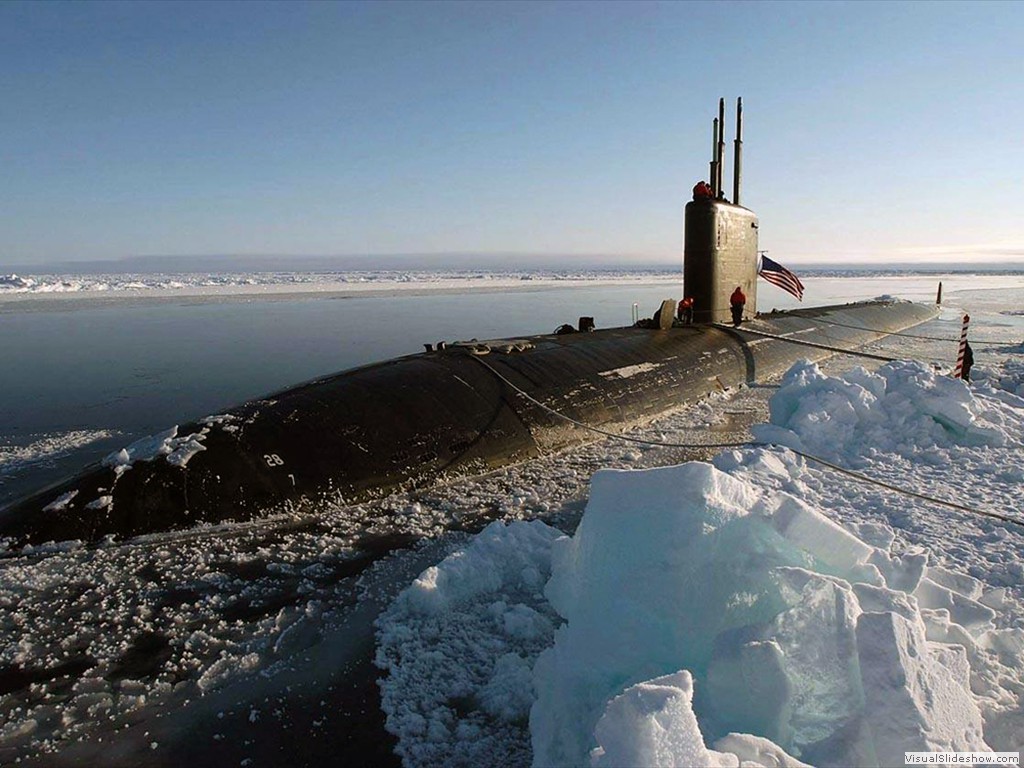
[{"left": 0, "top": 300, "right": 938, "bottom": 546}]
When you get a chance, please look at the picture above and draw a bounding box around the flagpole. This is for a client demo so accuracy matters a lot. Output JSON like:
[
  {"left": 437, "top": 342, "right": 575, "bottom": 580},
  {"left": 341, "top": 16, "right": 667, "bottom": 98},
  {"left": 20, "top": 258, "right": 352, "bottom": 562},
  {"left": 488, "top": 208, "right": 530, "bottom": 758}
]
[{"left": 681, "top": 216, "right": 686, "bottom": 307}]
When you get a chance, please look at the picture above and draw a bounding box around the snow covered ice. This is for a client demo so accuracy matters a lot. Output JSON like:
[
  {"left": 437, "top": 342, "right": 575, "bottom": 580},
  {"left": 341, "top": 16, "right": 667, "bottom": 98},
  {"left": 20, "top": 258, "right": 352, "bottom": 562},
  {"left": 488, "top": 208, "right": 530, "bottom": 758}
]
[{"left": 377, "top": 358, "right": 1024, "bottom": 767}]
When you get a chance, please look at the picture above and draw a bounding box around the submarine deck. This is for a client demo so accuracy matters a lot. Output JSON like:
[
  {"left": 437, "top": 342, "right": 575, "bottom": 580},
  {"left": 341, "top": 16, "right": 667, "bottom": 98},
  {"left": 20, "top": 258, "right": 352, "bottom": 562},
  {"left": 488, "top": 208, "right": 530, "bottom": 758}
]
[{"left": 0, "top": 300, "right": 938, "bottom": 546}]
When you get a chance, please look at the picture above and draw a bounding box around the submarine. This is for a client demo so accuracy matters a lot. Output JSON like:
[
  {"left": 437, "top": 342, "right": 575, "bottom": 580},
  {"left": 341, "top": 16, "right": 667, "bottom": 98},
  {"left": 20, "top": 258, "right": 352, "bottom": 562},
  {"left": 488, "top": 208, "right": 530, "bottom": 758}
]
[{"left": 0, "top": 98, "right": 938, "bottom": 547}]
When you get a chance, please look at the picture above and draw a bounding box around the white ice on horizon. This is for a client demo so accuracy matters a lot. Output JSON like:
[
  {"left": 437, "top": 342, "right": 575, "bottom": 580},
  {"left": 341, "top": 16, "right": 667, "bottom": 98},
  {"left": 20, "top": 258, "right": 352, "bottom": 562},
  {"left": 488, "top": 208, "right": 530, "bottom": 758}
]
[
  {"left": 0, "top": 269, "right": 687, "bottom": 298},
  {"left": 4, "top": 270, "right": 1024, "bottom": 313},
  {"left": 377, "top": 359, "right": 1024, "bottom": 768}
]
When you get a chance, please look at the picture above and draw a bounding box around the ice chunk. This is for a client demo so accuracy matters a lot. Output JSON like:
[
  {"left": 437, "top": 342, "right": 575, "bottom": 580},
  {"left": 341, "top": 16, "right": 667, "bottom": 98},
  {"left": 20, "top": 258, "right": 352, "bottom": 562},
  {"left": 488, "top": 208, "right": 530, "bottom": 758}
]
[
  {"left": 926, "top": 565, "right": 984, "bottom": 601},
  {"left": 104, "top": 427, "right": 179, "bottom": 466},
  {"left": 919, "top": 609, "right": 979, "bottom": 657},
  {"left": 42, "top": 489, "right": 78, "bottom": 512},
  {"left": 851, "top": 582, "right": 918, "bottom": 622},
  {"left": 769, "top": 495, "right": 873, "bottom": 576},
  {"left": 712, "top": 733, "right": 813, "bottom": 768},
  {"left": 856, "top": 611, "right": 989, "bottom": 764},
  {"left": 847, "top": 521, "right": 896, "bottom": 551},
  {"left": 760, "top": 360, "right": 1013, "bottom": 464},
  {"left": 767, "top": 568, "right": 865, "bottom": 761},
  {"left": 929, "top": 642, "right": 972, "bottom": 692},
  {"left": 272, "top": 603, "right": 322, "bottom": 658},
  {"left": 543, "top": 463, "right": 785, "bottom": 662},
  {"left": 979, "top": 588, "right": 1011, "bottom": 610},
  {"left": 196, "top": 652, "right": 261, "bottom": 693},
  {"left": 590, "top": 671, "right": 716, "bottom": 768},
  {"left": 102, "top": 425, "right": 209, "bottom": 469},
  {"left": 166, "top": 438, "right": 206, "bottom": 467},
  {"left": 706, "top": 638, "right": 793, "bottom": 748},
  {"left": 533, "top": 463, "right": 806, "bottom": 768},
  {"left": 914, "top": 578, "right": 996, "bottom": 633},
  {"left": 976, "top": 628, "right": 1024, "bottom": 660},
  {"left": 868, "top": 549, "right": 927, "bottom": 593}
]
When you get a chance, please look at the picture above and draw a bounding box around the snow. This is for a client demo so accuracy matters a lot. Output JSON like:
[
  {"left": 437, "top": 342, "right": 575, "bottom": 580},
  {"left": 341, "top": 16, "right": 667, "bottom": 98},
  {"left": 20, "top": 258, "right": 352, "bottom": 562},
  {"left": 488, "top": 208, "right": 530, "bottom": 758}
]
[
  {"left": 374, "top": 521, "right": 561, "bottom": 767},
  {"left": 599, "top": 362, "right": 662, "bottom": 379}
]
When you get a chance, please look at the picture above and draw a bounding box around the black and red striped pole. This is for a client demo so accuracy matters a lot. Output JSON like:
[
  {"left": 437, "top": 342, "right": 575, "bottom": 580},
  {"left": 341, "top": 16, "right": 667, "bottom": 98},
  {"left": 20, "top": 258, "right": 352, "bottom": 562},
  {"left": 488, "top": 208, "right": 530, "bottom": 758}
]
[{"left": 953, "top": 313, "right": 970, "bottom": 379}]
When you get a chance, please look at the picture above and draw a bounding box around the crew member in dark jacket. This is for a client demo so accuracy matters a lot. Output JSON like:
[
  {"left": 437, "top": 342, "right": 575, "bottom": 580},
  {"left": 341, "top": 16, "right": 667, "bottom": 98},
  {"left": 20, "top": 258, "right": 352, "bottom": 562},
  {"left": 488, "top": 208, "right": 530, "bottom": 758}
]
[
  {"left": 962, "top": 342, "right": 974, "bottom": 382},
  {"left": 730, "top": 286, "right": 746, "bottom": 327}
]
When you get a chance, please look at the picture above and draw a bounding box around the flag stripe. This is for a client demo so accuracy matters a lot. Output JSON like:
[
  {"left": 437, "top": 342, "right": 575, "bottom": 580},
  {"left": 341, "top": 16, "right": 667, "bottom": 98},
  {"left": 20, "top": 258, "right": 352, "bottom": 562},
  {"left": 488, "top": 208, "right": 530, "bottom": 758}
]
[{"left": 758, "top": 255, "right": 804, "bottom": 301}]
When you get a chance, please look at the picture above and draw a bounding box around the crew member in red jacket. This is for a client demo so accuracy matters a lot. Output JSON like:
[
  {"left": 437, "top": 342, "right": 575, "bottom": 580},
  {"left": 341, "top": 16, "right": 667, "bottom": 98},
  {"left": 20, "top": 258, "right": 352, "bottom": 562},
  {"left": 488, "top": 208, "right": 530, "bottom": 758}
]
[
  {"left": 730, "top": 286, "right": 746, "bottom": 327},
  {"left": 677, "top": 296, "right": 695, "bottom": 324},
  {"left": 692, "top": 181, "right": 714, "bottom": 201}
]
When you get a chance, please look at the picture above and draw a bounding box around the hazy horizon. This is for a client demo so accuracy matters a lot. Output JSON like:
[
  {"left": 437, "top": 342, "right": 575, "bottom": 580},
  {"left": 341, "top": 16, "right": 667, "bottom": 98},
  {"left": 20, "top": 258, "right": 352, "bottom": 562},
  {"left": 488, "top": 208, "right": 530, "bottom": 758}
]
[{"left": 3, "top": 251, "right": 1023, "bottom": 276}]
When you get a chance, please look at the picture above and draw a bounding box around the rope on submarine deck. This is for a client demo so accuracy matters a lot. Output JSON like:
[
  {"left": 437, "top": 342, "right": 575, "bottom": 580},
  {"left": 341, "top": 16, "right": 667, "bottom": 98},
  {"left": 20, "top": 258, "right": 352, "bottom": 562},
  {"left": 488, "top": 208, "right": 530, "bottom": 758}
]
[
  {"left": 470, "top": 354, "right": 1024, "bottom": 531},
  {"left": 797, "top": 315, "right": 1021, "bottom": 347},
  {"left": 710, "top": 323, "right": 906, "bottom": 362}
]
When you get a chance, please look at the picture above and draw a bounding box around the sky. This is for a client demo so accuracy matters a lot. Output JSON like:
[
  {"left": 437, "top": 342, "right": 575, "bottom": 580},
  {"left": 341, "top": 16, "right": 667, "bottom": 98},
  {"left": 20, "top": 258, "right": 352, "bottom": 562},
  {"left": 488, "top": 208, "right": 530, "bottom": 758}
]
[{"left": 1, "top": 0, "right": 1022, "bottom": 269}]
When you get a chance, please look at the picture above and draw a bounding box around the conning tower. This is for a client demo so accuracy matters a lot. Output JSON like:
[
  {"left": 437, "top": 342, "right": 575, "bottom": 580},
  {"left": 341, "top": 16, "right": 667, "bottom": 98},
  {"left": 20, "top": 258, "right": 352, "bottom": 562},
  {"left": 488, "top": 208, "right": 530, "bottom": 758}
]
[{"left": 684, "top": 97, "right": 759, "bottom": 324}]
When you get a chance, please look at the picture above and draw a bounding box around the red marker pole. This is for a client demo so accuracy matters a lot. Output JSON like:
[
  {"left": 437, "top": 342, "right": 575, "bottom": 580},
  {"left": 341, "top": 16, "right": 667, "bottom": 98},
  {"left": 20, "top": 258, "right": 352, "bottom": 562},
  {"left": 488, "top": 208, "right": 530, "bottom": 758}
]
[{"left": 953, "top": 313, "right": 970, "bottom": 379}]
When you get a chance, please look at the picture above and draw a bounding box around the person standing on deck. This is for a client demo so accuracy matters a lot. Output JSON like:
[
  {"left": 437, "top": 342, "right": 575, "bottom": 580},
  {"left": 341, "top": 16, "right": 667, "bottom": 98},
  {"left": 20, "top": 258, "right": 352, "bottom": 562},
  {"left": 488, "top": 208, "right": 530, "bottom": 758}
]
[
  {"left": 730, "top": 286, "right": 746, "bottom": 327},
  {"left": 962, "top": 341, "right": 975, "bottom": 382},
  {"left": 678, "top": 296, "right": 694, "bottom": 324}
]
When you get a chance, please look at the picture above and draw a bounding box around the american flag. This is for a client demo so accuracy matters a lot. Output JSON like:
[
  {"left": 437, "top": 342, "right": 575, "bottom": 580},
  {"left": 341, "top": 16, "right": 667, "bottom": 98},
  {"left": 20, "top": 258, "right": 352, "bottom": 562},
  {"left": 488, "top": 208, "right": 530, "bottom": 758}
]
[{"left": 758, "top": 254, "right": 805, "bottom": 301}]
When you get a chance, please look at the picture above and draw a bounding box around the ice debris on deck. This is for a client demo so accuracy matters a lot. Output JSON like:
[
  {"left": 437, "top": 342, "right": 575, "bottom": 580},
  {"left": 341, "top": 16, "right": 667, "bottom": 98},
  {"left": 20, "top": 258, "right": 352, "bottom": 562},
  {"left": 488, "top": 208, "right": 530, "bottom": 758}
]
[{"left": 103, "top": 425, "right": 209, "bottom": 472}]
